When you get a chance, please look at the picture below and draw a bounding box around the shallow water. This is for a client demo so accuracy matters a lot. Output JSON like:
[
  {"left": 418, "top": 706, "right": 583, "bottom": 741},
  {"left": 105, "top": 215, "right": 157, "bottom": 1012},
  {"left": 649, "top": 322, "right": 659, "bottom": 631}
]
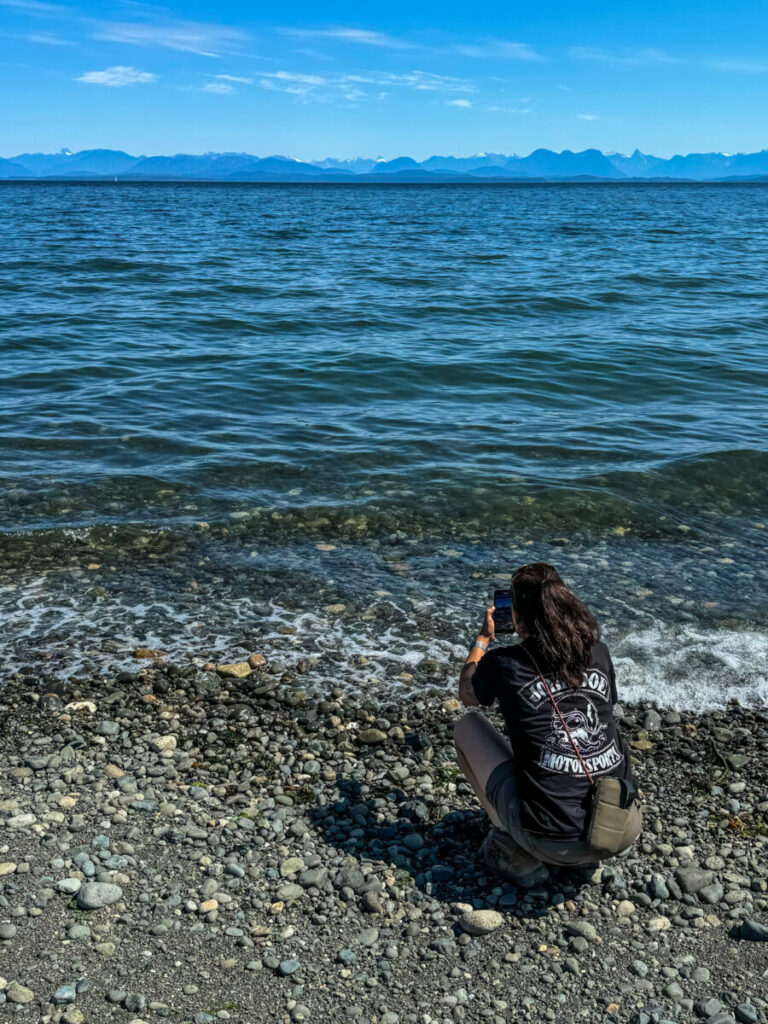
[{"left": 1, "top": 182, "right": 767, "bottom": 707}]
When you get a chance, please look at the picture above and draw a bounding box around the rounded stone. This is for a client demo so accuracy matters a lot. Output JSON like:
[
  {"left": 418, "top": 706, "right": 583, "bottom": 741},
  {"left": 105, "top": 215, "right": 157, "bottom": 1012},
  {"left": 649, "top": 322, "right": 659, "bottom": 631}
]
[
  {"left": 76, "top": 882, "right": 123, "bottom": 910},
  {"left": 458, "top": 909, "right": 504, "bottom": 936},
  {"left": 6, "top": 982, "right": 34, "bottom": 1004},
  {"left": 53, "top": 984, "right": 77, "bottom": 1004},
  {"left": 278, "top": 960, "right": 301, "bottom": 976},
  {"left": 57, "top": 878, "right": 82, "bottom": 895}
]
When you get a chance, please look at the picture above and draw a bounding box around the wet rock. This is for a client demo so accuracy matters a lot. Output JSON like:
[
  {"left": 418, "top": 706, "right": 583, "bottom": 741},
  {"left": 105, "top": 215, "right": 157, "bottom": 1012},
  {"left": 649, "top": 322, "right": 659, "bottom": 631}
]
[
  {"left": 358, "top": 728, "right": 387, "bottom": 745},
  {"left": 217, "top": 662, "right": 252, "bottom": 679}
]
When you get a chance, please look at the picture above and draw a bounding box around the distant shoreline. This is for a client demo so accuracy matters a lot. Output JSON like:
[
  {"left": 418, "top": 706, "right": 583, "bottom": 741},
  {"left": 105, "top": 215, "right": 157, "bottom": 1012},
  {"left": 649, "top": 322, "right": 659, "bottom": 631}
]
[{"left": 3, "top": 176, "right": 768, "bottom": 185}]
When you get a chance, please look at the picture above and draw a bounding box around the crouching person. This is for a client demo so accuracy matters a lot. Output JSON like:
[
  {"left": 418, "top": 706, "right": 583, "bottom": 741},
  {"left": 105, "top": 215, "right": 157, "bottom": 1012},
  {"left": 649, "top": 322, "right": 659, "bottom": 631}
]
[{"left": 454, "top": 562, "right": 641, "bottom": 886}]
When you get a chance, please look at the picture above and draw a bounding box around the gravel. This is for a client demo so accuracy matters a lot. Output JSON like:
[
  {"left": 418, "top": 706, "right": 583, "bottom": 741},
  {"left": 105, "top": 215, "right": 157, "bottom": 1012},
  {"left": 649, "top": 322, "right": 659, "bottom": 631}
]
[{"left": 0, "top": 658, "right": 766, "bottom": 1023}]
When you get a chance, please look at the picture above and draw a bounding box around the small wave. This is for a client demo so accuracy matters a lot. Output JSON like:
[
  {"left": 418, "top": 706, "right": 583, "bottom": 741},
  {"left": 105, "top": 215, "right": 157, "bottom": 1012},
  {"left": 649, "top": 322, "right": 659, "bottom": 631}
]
[{"left": 613, "top": 624, "right": 768, "bottom": 710}]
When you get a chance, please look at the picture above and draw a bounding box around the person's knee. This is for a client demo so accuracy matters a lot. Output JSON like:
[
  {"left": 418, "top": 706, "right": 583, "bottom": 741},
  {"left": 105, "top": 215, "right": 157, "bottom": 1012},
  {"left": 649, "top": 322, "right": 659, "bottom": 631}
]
[{"left": 453, "top": 711, "right": 482, "bottom": 749}]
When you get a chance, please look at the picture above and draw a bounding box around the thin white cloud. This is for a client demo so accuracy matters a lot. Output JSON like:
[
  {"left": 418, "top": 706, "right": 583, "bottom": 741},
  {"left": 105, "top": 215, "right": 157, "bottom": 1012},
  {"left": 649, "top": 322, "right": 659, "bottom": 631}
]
[
  {"left": 257, "top": 67, "right": 474, "bottom": 102},
  {"left": 93, "top": 19, "right": 249, "bottom": 57},
  {"left": 212, "top": 74, "right": 254, "bottom": 84},
  {"left": 281, "top": 26, "right": 413, "bottom": 50},
  {"left": 709, "top": 58, "right": 768, "bottom": 73},
  {"left": 453, "top": 40, "right": 543, "bottom": 61},
  {"left": 447, "top": 98, "right": 471, "bottom": 107},
  {"left": 362, "top": 70, "right": 474, "bottom": 93},
  {"left": 570, "top": 46, "right": 679, "bottom": 66},
  {"left": 77, "top": 65, "right": 157, "bottom": 87},
  {"left": 281, "top": 26, "right": 544, "bottom": 62},
  {"left": 577, "top": 113, "right": 598, "bottom": 120},
  {"left": 202, "top": 80, "right": 235, "bottom": 94},
  {"left": 486, "top": 104, "right": 533, "bottom": 114},
  {"left": 264, "top": 70, "right": 328, "bottom": 85},
  {"left": 0, "top": 0, "right": 65, "bottom": 12},
  {"left": 25, "top": 30, "right": 71, "bottom": 44},
  {"left": 571, "top": 45, "right": 766, "bottom": 75}
]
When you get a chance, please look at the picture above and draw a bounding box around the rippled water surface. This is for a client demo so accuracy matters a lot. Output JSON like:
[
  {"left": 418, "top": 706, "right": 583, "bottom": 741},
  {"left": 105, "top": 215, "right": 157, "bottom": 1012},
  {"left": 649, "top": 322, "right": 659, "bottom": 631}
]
[{"left": 1, "top": 181, "right": 767, "bottom": 707}]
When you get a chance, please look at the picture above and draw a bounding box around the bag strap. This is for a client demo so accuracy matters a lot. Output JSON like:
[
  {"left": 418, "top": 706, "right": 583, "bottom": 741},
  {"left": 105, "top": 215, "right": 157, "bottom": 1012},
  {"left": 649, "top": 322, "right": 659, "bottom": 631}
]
[{"left": 523, "top": 646, "right": 595, "bottom": 786}]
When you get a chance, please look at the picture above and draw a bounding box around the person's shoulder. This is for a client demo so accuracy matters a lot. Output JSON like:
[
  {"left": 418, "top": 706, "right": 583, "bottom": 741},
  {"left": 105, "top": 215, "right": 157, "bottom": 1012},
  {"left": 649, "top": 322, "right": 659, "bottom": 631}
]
[
  {"left": 591, "top": 639, "right": 612, "bottom": 660},
  {"left": 493, "top": 641, "right": 526, "bottom": 659},
  {"left": 490, "top": 642, "right": 531, "bottom": 674},
  {"left": 590, "top": 639, "right": 613, "bottom": 670}
]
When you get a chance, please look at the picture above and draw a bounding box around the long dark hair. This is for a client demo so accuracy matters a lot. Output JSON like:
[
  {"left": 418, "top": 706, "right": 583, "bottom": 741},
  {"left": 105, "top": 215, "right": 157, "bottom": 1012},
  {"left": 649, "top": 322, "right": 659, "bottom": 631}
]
[{"left": 512, "top": 563, "right": 599, "bottom": 689}]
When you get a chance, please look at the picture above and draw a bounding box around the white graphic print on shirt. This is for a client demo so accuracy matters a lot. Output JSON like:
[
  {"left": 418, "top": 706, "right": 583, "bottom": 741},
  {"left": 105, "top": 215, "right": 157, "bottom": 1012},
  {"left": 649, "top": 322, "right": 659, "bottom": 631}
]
[{"left": 519, "top": 669, "right": 624, "bottom": 777}]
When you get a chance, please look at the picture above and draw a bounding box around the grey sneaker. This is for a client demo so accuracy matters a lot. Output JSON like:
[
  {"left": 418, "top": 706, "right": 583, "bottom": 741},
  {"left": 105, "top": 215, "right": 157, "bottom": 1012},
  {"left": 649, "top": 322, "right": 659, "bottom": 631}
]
[{"left": 481, "top": 828, "right": 550, "bottom": 887}]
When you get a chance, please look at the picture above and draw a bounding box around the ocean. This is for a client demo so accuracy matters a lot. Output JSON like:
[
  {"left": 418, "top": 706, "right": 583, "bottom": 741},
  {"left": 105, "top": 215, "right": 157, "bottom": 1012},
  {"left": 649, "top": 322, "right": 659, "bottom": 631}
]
[{"left": 1, "top": 181, "right": 767, "bottom": 708}]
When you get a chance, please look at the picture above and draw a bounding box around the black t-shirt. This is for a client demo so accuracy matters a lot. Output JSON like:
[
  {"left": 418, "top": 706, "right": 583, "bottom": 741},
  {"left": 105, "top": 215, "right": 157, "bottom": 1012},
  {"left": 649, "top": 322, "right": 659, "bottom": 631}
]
[{"left": 471, "top": 639, "right": 632, "bottom": 840}]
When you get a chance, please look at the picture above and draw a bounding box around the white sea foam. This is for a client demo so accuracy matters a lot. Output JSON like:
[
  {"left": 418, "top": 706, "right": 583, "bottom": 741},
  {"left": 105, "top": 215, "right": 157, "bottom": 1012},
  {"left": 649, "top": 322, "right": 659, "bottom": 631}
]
[
  {"left": 2, "top": 581, "right": 766, "bottom": 710},
  {"left": 612, "top": 624, "right": 768, "bottom": 711}
]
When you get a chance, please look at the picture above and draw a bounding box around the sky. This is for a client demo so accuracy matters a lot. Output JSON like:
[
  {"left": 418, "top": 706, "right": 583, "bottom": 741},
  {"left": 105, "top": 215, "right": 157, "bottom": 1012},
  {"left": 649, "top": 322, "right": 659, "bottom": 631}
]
[{"left": 1, "top": 0, "right": 767, "bottom": 160}]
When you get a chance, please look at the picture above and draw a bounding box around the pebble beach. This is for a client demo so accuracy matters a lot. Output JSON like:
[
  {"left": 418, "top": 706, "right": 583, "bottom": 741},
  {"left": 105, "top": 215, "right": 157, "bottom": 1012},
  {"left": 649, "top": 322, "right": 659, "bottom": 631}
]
[{"left": 1, "top": 649, "right": 766, "bottom": 1024}]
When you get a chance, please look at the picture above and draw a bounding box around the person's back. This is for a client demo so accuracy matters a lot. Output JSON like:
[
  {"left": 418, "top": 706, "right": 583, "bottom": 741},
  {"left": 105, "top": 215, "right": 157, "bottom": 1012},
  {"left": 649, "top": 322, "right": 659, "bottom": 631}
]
[{"left": 453, "top": 562, "right": 641, "bottom": 885}]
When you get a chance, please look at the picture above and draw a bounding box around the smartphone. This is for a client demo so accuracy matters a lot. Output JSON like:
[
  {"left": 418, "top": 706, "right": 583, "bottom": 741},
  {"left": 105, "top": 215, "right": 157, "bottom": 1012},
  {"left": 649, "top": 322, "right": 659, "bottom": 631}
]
[{"left": 493, "top": 589, "right": 514, "bottom": 634}]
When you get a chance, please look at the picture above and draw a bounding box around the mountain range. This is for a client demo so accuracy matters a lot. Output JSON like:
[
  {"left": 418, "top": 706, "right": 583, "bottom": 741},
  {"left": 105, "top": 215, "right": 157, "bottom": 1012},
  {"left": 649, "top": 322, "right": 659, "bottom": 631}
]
[{"left": 3, "top": 147, "right": 768, "bottom": 182}]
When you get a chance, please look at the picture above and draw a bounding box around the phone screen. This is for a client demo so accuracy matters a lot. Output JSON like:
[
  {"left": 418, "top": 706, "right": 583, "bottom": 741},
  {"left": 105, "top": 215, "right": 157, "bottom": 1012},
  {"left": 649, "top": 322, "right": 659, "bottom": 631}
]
[{"left": 493, "top": 590, "right": 514, "bottom": 634}]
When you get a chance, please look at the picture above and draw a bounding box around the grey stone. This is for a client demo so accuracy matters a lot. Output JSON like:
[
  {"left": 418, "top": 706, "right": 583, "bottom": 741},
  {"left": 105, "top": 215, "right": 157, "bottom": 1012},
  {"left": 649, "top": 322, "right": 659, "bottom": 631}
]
[
  {"left": 277, "top": 883, "right": 304, "bottom": 901},
  {"left": 643, "top": 710, "right": 662, "bottom": 730},
  {"left": 735, "top": 1006, "right": 758, "bottom": 1024},
  {"left": 402, "top": 833, "right": 424, "bottom": 852},
  {"left": 663, "top": 982, "right": 684, "bottom": 1002},
  {"left": 648, "top": 874, "right": 670, "bottom": 900},
  {"left": 53, "top": 985, "right": 77, "bottom": 1005},
  {"left": 739, "top": 919, "right": 768, "bottom": 941},
  {"left": 278, "top": 960, "right": 301, "bottom": 976},
  {"left": 96, "top": 720, "right": 120, "bottom": 736},
  {"left": 123, "top": 993, "right": 146, "bottom": 1012},
  {"left": 699, "top": 883, "right": 724, "bottom": 905},
  {"left": 57, "top": 878, "right": 82, "bottom": 895},
  {"left": 299, "top": 867, "right": 328, "bottom": 889},
  {"left": 333, "top": 867, "right": 365, "bottom": 892},
  {"left": 695, "top": 998, "right": 722, "bottom": 1018},
  {"left": 675, "top": 867, "right": 714, "bottom": 895},
  {"left": 76, "top": 882, "right": 123, "bottom": 910}
]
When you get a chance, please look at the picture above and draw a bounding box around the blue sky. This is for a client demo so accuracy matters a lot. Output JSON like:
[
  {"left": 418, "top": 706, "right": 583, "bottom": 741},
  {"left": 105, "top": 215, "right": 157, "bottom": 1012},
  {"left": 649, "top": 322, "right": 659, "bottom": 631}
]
[{"left": 1, "top": 0, "right": 766, "bottom": 159}]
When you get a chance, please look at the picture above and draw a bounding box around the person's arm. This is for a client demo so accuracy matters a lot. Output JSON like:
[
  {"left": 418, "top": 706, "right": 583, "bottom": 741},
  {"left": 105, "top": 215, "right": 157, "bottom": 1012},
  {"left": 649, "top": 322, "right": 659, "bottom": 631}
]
[{"left": 458, "top": 606, "right": 495, "bottom": 708}]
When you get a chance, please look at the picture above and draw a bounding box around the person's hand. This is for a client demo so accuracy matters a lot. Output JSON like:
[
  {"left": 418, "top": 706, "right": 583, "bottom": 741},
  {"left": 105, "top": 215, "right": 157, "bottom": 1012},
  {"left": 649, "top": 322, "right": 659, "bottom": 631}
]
[{"left": 478, "top": 606, "right": 495, "bottom": 642}]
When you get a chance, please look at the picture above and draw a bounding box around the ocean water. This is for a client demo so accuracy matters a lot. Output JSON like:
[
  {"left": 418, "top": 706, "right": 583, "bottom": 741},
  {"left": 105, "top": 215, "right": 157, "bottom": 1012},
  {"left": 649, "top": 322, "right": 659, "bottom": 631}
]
[{"left": 1, "top": 181, "right": 767, "bottom": 708}]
